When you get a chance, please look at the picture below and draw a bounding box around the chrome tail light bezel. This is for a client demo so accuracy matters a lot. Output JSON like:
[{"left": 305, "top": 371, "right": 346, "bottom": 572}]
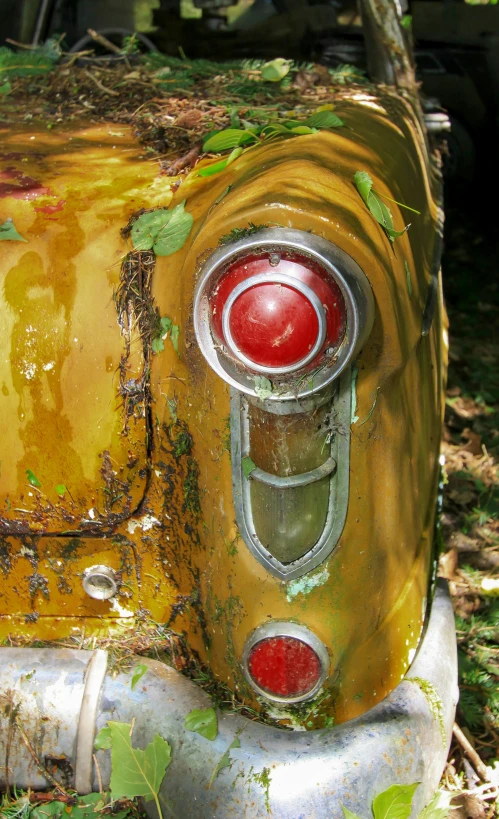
[{"left": 193, "top": 228, "right": 374, "bottom": 401}]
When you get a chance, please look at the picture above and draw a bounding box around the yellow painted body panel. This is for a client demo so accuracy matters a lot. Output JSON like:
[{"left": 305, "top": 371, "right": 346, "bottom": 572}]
[{"left": 0, "top": 90, "right": 447, "bottom": 725}]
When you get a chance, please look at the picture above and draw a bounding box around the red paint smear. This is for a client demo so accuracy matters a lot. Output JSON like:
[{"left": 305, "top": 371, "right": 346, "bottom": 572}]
[
  {"left": 34, "top": 199, "right": 66, "bottom": 215},
  {"left": 0, "top": 152, "right": 44, "bottom": 161},
  {"left": 0, "top": 167, "right": 52, "bottom": 199}
]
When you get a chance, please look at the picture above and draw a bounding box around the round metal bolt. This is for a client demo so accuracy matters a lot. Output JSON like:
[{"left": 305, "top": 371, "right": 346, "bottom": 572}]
[
  {"left": 82, "top": 565, "right": 118, "bottom": 600},
  {"left": 269, "top": 253, "right": 281, "bottom": 267}
]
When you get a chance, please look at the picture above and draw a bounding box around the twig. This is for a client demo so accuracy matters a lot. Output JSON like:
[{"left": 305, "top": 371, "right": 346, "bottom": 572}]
[
  {"left": 84, "top": 69, "right": 119, "bottom": 97},
  {"left": 87, "top": 28, "right": 121, "bottom": 55},
  {"left": 161, "top": 144, "right": 201, "bottom": 176},
  {"left": 5, "top": 39, "right": 38, "bottom": 50},
  {"left": 93, "top": 752, "right": 104, "bottom": 794},
  {"left": 15, "top": 717, "right": 71, "bottom": 796},
  {"left": 453, "top": 722, "right": 491, "bottom": 783}
]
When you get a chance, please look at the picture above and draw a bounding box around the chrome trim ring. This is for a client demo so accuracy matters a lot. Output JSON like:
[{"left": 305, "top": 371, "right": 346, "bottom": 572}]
[
  {"left": 193, "top": 228, "right": 374, "bottom": 401},
  {"left": 250, "top": 455, "right": 337, "bottom": 488},
  {"left": 241, "top": 621, "right": 330, "bottom": 704},
  {"left": 221, "top": 272, "right": 327, "bottom": 375},
  {"left": 82, "top": 565, "right": 118, "bottom": 601}
]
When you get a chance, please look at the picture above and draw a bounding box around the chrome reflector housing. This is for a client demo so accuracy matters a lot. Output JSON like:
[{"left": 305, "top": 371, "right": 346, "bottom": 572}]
[
  {"left": 194, "top": 228, "right": 374, "bottom": 400},
  {"left": 242, "top": 621, "right": 330, "bottom": 704}
]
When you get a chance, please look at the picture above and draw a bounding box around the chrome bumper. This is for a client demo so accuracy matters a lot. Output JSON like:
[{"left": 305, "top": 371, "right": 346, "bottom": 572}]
[{"left": 0, "top": 580, "right": 457, "bottom": 818}]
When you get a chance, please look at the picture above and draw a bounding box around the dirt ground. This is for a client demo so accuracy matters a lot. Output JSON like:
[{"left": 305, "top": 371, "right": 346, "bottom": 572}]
[{"left": 439, "top": 202, "right": 499, "bottom": 817}]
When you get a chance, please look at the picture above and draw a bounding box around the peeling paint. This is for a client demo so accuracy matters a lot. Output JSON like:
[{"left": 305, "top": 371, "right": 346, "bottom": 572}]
[
  {"left": 127, "top": 515, "right": 161, "bottom": 534},
  {"left": 264, "top": 705, "right": 307, "bottom": 731},
  {"left": 350, "top": 364, "right": 359, "bottom": 424},
  {"left": 286, "top": 566, "right": 330, "bottom": 602},
  {"left": 110, "top": 598, "right": 135, "bottom": 618}
]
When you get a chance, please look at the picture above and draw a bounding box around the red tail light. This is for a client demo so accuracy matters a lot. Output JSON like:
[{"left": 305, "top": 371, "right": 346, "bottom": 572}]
[
  {"left": 194, "top": 229, "right": 374, "bottom": 401},
  {"left": 248, "top": 637, "right": 322, "bottom": 697},
  {"left": 242, "top": 623, "right": 329, "bottom": 703},
  {"left": 210, "top": 253, "right": 346, "bottom": 374}
]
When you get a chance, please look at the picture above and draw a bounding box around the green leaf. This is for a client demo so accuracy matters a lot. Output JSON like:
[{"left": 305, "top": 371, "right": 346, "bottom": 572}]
[
  {"left": 254, "top": 376, "right": 273, "bottom": 400},
  {"left": 209, "top": 735, "right": 241, "bottom": 786},
  {"left": 242, "top": 456, "right": 257, "bottom": 478},
  {"left": 131, "top": 663, "right": 148, "bottom": 690},
  {"left": 353, "top": 170, "right": 374, "bottom": 206},
  {"left": 198, "top": 158, "right": 229, "bottom": 177},
  {"left": 0, "top": 219, "right": 27, "bottom": 242},
  {"left": 107, "top": 721, "right": 171, "bottom": 803},
  {"left": 225, "top": 146, "right": 244, "bottom": 167},
  {"left": 203, "top": 129, "right": 257, "bottom": 152},
  {"left": 152, "top": 316, "right": 178, "bottom": 355},
  {"left": 160, "top": 316, "right": 173, "bottom": 335},
  {"left": 0, "top": 80, "right": 11, "bottom": 95},
  {"left": 419, "top": 789, "right": 454, "bottom": 819},
  {"left": 341, "top": 807, "right": 362, "bottom": 819},
  {"left": 152, "top": 336, "right": 164, "bottom": 353},
  {"left": 26, "top": 469, "right": 41, "bottom": 487},
  {"left": 198, "top": 146, "right": 243, "bottom": 178},
  {"left": 229, "top": 107, "right": 240, "bottom": 129},
  {"left": 94, "top": 725, "right": 113, "bottom": 750},
  {"left": 131, "top": 202, "right": 193, "bottom": 257},
  {"left": 290, "top": 125, "right": 317, "bottom": 135},
  {"left": 170, "top": 324, "right": 180, "bottom": 354},
  {"left": 32, "top": 793, "right": 132, "bottom": 819},
  {"left": 400, "top": 14, "right": 412, "bottom": 29},
  {"left": 353, "top": 171, "right": 408, "bottom": 243},
  {"left": 261, "top": 58, "right": 292, "bottom": 82},
  {"left": 372, "top": 782, "right": 419, "bottom": 819},
  {"left": 184, "top": 707, "right": 218, "bottom": 740},
  {"left": 261, "top": 123, "right": 294, "bottom": 138},
  {"left": 55, "top": 484, "right": 67, "bottom": 496},
  {"left": 305, "top": 111, "right": 344, "bottom": 129},
  {"left": 31, "top": 802, "right": 65, "bottom": 819}
]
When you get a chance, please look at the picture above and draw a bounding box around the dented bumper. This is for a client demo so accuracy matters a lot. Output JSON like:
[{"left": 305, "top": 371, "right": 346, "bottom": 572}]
[{"left": 0, "top": 580, "right": 457, "bottom": 818}]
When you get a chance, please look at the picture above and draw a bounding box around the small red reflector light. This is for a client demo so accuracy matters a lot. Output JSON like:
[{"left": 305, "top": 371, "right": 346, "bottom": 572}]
[{"left": 247, "top": 636, "right": 322, "bottom": 698}]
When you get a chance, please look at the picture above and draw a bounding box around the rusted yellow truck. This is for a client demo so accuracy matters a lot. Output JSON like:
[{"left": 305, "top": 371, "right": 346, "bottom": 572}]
[{"left": 0, "top": 8, "right": 457, "bottom": 818}]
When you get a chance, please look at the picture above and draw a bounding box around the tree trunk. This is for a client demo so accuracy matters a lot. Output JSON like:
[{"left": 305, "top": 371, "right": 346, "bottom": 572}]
[{"left": 358, "top": 0, "right": 417, "bottom": 94}]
